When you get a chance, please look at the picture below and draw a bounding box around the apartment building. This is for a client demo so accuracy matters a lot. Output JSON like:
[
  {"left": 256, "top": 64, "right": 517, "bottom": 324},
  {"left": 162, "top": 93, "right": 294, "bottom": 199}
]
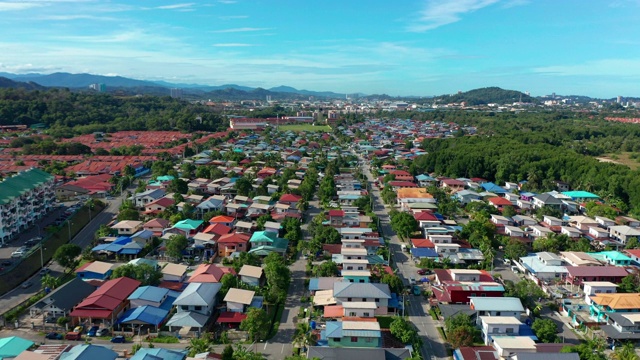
[{"left": 0, "top": 168, "right": 55, "bottom": 243}]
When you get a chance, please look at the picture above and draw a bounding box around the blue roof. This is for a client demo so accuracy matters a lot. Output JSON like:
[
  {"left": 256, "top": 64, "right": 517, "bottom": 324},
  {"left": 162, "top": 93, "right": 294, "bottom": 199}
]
[
  {"left": 481, "top": 182, "right": 507, "bottom": 194},
  {"left": 309, "top": 278, "right": 320, "bottom": 291},
  {"left": 117, "top": 306, "right": 169, "bottom": 326},
  {"left": 128, "top": 286, "right": 169, "bottom": 302},
  {"left": 132, "top": 229, "right": 154, "bottom": 239},
  {"left": 250, "top": 296, "right": 264, "bottom": 309},
  {"left": 410, "top": 248, "right": 438, "bottom": 258},
  {"left": 59, "top": 344, "right": 118, "bottom": 360},
  {"left": 389, "top": 293, "right": 402, "bottom": 309},
  {"left": 130, "top": 348, "right": 186, "bottom": 360},
  {"left": 562, "top": 190, "right": 600, "bottom": 199},
  {"left": 324, "top": 321, "right": 342, "bottom": 338}
]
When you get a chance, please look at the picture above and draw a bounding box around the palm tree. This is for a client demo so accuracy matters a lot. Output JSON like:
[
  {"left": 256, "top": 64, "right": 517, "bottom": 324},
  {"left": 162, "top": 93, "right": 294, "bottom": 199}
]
[
  {"left": 611, "top": 342, "right": 639, "bottom": 360},
  {"left": 41, "top": 274, "right": 59, "bottom": 290},
  {"left": 186, "top": 333, "right": 211, "bottom": 357},
  {"left": 292, "top": 322, "right": 315, "bottom": 352}
]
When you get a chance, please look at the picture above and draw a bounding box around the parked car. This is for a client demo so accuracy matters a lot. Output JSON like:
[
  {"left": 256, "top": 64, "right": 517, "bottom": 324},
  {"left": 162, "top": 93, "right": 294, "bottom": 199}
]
[
  {"left": 417, "top": 269, "right": 429, "bottom": 275},
  {"left": 45, "top": 316, "right": 59, "bottom": 323},
  {"left": 110, "top": 336, "right": 126, "bottom": 343},
  {"left": 20, "top": 281, "right": 33, "bottom": 289},
  {"left": 11, "top": 249, "right": 26, "bottom": 258},
  {"left": 45, "top": 332, "right": 63, "bottom": 340},
  {"left": 97, "top": 328, "right": 110, "bottom": 337},
  {"left": 73, "top": 325, "right": 84, "bottom": 334},
  {"left": 409, "top": 277, "right": 416, "bottom": 285},
  {"left": 39, "top": 268, "right": 51, "bottom": 276},
  {"left": 1, "top": 260, "right": 12, "bottom": 266},
  {"left": 65, "top": 332, "right": 81, "bottom": 341},
  {"left": 87, "top": 326, "right": 99, "bottom": 337}
]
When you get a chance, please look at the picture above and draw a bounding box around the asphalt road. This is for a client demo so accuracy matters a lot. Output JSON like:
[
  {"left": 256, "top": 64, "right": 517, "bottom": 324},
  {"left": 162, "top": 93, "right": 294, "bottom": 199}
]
[{"left": 360, "top": 158, "right": 449, "bottom": 360}]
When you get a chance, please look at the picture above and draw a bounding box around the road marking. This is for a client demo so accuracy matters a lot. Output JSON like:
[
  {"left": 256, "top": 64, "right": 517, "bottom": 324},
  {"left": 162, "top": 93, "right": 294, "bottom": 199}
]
[
  {"left": 264, "top": 342, "right": 268, "bottom": 350},
  {"left": 281, "top": 344, "right": 285, "bottom": 353}
]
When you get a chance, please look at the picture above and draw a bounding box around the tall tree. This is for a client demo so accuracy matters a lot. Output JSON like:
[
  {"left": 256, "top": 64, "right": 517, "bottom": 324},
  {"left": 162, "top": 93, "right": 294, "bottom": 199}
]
[
  {"left": 165, "top": 234, "right": 189, "bottom": 260},
  {"left": 53, "top": 244, "right": 82, "bottom": 273},
  {"left": 240, "top": 308, "right": 270, "bottom": 341}
]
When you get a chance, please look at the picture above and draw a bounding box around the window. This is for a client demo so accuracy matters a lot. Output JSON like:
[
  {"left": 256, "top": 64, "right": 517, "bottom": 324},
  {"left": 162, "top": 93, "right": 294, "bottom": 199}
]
[
  {"left": 470, "top": 293, "right": 476, "bottom": 297},
  {"left": 375, "top": 298, "right": 379, "bottom": 302},
  {"left": 351, "top": 337, "right": 358, "bottom": 342},
  {"left": 359, "top": 279, "right": 365, "bottom": 283},
  {"left": 365, "top": 337, "right": 373, "bottom": 343},
  {"left": 495, "top": 311, "right": 501, "bottom": 316},
  {"left": 506, "top": 328, "right": 514, "bottom": 334},
  {"left": 349, "top": 312, "right": 356, "bottom": 316},
  {"left": 362, "top": 298, "right": 366, "bottom": 302},
  {"left": 181, "top": 305, "right": 189, "bottom": 311},
  {"left": 194, "top": 306, "right": 202, "bottom": 311},
  {"left": 363, "top": 312, "right": 370, "bottom": 317},
  {"left": 348, "top": 298, "right": 352, "bottom": 301}
]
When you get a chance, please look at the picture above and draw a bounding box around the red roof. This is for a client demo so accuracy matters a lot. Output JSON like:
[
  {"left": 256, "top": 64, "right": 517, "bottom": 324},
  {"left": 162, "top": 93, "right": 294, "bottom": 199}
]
[
  {"left": 441, "top": 179, "right": 465, "bottom": 186},
  {"left": 388, "top": 181, "right": 418, "bottom": 187},
  {"left": 217, "top": 232, "right": 250, "bottom": 244},
  {"left": 146, "top": 197, "right": 175, "bottom": 208},
  {"left": 188, "top": 264, "right": 236, "bottom": 283},
  {"left": 411, "top": 239, "right": 434, "bottom": 248},
  {"left": 328, "top": 210, "right": 345, "bottom": 217},
  {"left": 322, "top": 244, "right": 342, "bottom": 255},
  {"left": 71, "top": 277, "right": 141, "bottom": 318},
  {"left": 389, "top": 170, "right": 411, "bottom": 176},
  {"left": 144, "top": 218, "right": 170, "bottom": 229},
  {"left": 323, "top": 305, "right": 344, "bottom": 318},
  {"left": 566, "top": 266, "right": 629, "bottom": 278},
  {"left": 217, "top": 311, "right": 247, "bottom": 323},
  {"left": 203, "top": 223, "right": 232, "bottom": 236},
  {"left": 280, "top": 193, "right": 302, "bottom": 203},
  {"left": 488, "top": 197, "right": 513, "bottom": 206},
  {"left": 414, "top": 211, "right": 438, "bottom": 221},
  {"left": 626, "top": 249, "right": 640, "bottom": 258},
  {"left": 210, "top": 215, "right": 235, "bottom": 224}
]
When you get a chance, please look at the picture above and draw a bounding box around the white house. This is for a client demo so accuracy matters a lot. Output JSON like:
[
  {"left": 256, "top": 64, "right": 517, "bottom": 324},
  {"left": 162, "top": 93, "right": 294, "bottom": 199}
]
[
  {"left": 223, "top": 288, "right": 255, "bottom": 313},
  {"left": 609, "top": 225, "right": 640, "bottom": 244},
  {"left": 583, "top": 281, "right": 618, "bottom": 305},
  {"left": 560, "top": 226, "right": 582, "bottom": 238},
  {"left": 480, "top": 316, "right": 523, "bottom": 345},
  {"left": 504, "top": 226, "right": 525, "bottom": 237},
  {"left": 595, "top": 216, "right": 615, "bottom": 228},
  {"left": 490, "top": 215, "right": 511, "bottom": 226},
  {"left": 589, "top": 226, "right": 610, "bottom": 239},
  {"left": 173, "top": 282, "right": 221, "bottom": 316}
]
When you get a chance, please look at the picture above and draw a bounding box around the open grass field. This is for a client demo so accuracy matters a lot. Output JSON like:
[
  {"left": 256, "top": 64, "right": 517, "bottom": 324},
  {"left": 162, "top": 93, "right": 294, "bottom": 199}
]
[
  {"left": 596, "top": 152, "right": 640, "bottom": 170},
  {"left": 277, "top": 124, "right": 331, "bottom": 132}
]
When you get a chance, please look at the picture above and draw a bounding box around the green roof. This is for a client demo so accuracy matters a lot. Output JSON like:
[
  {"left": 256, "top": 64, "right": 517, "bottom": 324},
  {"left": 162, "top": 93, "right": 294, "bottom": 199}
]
[
  {"left": 0, "top": 168, "right": 53, "bottom": 206},
  {"left": 172, "top": 219, "right": 204, "bottom": 230},
  {"left": 562, "top": 191, "right": 600, "bottom": 199},
  {"left": 0, "top": 336, "right": 34, "bottom": 357},
  {"left": 590, "top": 251, "right": 632, "bottom": 262}
]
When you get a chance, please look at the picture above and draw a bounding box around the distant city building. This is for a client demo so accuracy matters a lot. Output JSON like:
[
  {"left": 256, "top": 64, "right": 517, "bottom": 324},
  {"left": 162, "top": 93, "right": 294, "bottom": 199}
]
[
  {"left": 89, "top": 83, "right": 106, "bottom": 92},
  {"left": 170, "top": 88, "right": 183, "bottom": 99},
  {"left": 617, "top": 96, "right": 623, "bottom": 104}
]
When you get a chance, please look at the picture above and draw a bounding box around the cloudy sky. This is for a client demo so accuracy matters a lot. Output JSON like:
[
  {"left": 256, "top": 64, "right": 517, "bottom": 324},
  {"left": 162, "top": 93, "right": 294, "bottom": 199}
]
[{"left": 0, "top": 0, "right": 639, "bottom": 97}]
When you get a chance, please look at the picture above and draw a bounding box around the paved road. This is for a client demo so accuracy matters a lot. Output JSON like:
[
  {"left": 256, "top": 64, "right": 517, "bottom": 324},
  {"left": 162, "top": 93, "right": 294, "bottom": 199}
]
[{"left": 360, "top": 158, "right": 449, "bottom": 360}]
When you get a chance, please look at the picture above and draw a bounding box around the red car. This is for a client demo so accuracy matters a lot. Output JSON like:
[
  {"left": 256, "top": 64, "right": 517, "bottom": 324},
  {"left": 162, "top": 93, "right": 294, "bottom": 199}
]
[{"left": 417, "top": 269, "right": 432, "bottom": 275}]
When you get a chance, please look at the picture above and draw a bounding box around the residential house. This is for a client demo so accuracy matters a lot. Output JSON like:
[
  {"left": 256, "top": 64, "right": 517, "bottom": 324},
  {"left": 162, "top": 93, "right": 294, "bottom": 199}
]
[
  {"left": 111, "top": 220, "right": 143, "bottom": 236},
  {"left": 511, "top": 215, "right": 537, "bottom": 227},
  {"left": 589, "top": 292, "right": 640, "bottom": 322},
  {"left": 595, "top": 216, "right": 616, "bottom": 228},
  {"left": 196, "top": 196, "right": 225, "bottom": 218},
  {"left": 432, "top": 271, "right": 505, "bottom": 304},
  {"left": 69, "top": 277, "right": 141, "bottom": 326},
  {"left": 480, "top": 316, "right": 523, "bottom": 345},
  {"left": 488, "top": 197, "right": 513, "bottom": 211},
  {"left": 529, "top": 225, "right": 554, "bottom": 238},
  {"left": 58, "top": 344, "right": 118, "bottom": 360},
  {"left": 609, "top": 225, "right": 640, "bottom": 245},
  {"left": 248, "top": 231, "right": 288, "bottom": 256},
  {"left": 333, "top": 282, "right": 391, "bottom": 315},
  {"left": 542, "top": 215, "right": 564, "bottom": 227},
  {"left": 247, "top": 202, "right": 271, "bottom": 218},
  {"left": 168, "top": 219, "right": 203, "bottom": 238},
  {"left": 531, "top": 193, "right": 563, "bottom": 209},
  {"left": 239, "top": 265, "right": 263, "bottom": 287},
  {"left": 29, "top": 278, "right": 96, "bottom": 318},
  {"left": 589, "top": 226, "right": 610, "bottom": 240},
  {"left": 129, "top": 189, "right": 166, "bottom": 208},
  {"left": 172, "top": 282, "right": 221, "bottom": 316},
  {"left": 565, "top": 266, "right": 628, "bottom": 285},
  {"left": 323, "top": 320, "right": 382, "bottom": 348},
  {"left": 223, "top": 288, "right": 255, "bottom": 313},
  {"left": 560, "top": 226, "right": 581, "bottom": 238},
  {"left": 625, "top": 249, "right": 640, "bottom": 264},
  {"left": 143, "top": 218, "right": 170, "bottom": 236},
  {"left": 130, "top": 348, "right": 186, "bottom": 360},
  {"left": 162, "top": 263, "right": 188, "bottom": 283},
  {"left": 329, "top": 210, "right": 345, "bottom": 227},
  {"left": 583, "top": 282, "right": 618, "bottom": 305},
  {"left": 504, "top": 226, "right": 525, "bottom": 238},
  {"left": 143, "top": 197, "right": 174, "bottom": 215},
  {"left": 0, "top": 168, "right": 56, "bottom": 242},
  {"left": 396, "top": 188, "right": 435, "bottom": 211},
  {"left": 217, "top": 232, "right": 250, "bottom": 257},
  {"left": 490, "top": 214, "right": 511, "bottom": 226},
  {"left": 188, "top": 264, "right": 235, "bottom": 283},
  {"left": 559, "top": 252, "right": 602, "bottom": 267},
  {"left": 75, "top": 261, "right": 115, "bottom": 280},
  {"left": 491, "top": 336, "right": 537, "bottom": 358},
  {"left": 518, "top": 252, "right": 567, "bottom": 281},
  {"left": 470, "top": 297, "right": 525, "bottom": 324},
  {"left": 601, "top": 312, "right": 640, "bottom": 342},
  {"left": 306, "top": 347, "right": 411, "bottom": 360},
  {"left": 455, "top": 190, "right": 482, "bottom": 205},
  {"left": 279, "top": 193, "right": 302, "bottom": 206},
  {"left": 568, "top": 216, "right": 598, "bottom": 231},
  {"left": 127, "top": 286, "right": 174, "bottom": 308},
  {"left": 617, "top": 216, "right": 640, "bottom": 228},
  {"left": 589, "top": 251, "right": 632, "bottom": 266},
  {"left": 209, "top": 215, "right": 236, "bottom": 228}
]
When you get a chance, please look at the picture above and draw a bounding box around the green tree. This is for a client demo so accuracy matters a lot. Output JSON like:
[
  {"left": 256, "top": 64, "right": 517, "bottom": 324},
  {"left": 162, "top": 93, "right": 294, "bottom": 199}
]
[
  {"left": 53, "top": 244, "right": 82, "bottom": 273},
  {"left": 389, "top": 211, "right": 418, "bottom": 240},
  {"left": 292, "top": 321, "right": 316, "bottom": 350},
  {"left": 165, "top": 234, "right": 189, "bottom": 260},
  {"left": 41, "top": 274, "right": 60, "bottom": 290},
  {"left": 314, "top": 261, "right": 338, "bottom": 277},
  {"left": 504, "top": 239, "right": 527, "bottom": 260},
  {"left": 110, "top": 263, "right": 163, "bottom": 286},
  {"left": 625, "top": 237, "right": 640, "bottom": 249},
  {"left": 611, "top": 342, "right": 640, "bottom": 360},
  {"left": 186, "top": 334, "right": 212, "bottom": 357},
  {"left": 240, "top": 308, "right": 270, "bottom": 341},
  {"left": 235, "top": 177, "right": 253, "bottom": 196},
  {"left": 221, "top": 345, "right": 234, "bottom": 360},
  {"left": 390, "top": 317, "right": 417, "bottom": 344},
  {"left": 117, "top": 208, "right": 140, "bottom": 221},
  {"left": 444, "top": 313, "right": 479, "bottom": 349},
  {"left": 263, "top": 253, "right": 291, "bottom": 303},
  {"left": 561, "top": 339, "right": 607, "bottom": 360},
  {"left": 501, "top": 205, "right": 517, "bottom": 218},
  {"left": 619, "top": 274, "right": 640, "bottom": 293},
  {"left": 381, "top": 274, "right": 404, "bottom": 294},
  {"left": 256, "top": 214, "right": 273, "bottom": 231},
  {"left": 504, "top": 279, "right": 546, "bottom": 308},
  {"left": 168, "top": 178, "right": 189, "bottom": 194},
  {"left": 531, "top": 318, "right": 559, "bottom": 343}
]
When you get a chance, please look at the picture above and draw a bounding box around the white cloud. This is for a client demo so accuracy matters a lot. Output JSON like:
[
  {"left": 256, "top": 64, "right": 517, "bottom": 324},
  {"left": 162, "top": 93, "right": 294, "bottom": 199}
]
[
  {"left": 533, "top": 59, "right": 640, "bottom": 77},
  {"left": 38, "top": 14, "right": 118, "bottom": 21},
  {"left": 219, "top": 15, "right": 248, "bottom": 19},
  {"left": 156, "top": 3, "right": 195, "bottom": 10},
  {"left": 212, "top": 43, "right": 254, "bottom": 47},
  {"left": 407, "top": 0, "right": 499, "bottom": 32},
  {"left": 212, "top": 27, "right": 270, "bottom": 33},
  {"left": 218, "top": 0, "right": 237, "bottom": 4},
  {"left": 0, "top": 2, "right": 43, "bottom": 11}
]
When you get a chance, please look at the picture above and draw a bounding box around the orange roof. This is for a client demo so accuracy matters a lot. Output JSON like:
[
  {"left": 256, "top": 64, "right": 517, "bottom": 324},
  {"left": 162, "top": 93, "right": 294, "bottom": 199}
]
[
  {"left": 590, "top": 293, "right": 640, "bottom": 310},
  {"left": 397, "top": 188, "right": 433, "bottom": 199},
  {"left": 188, "top": 264, "right": 235, "bottom": 283},
  {"left": 323, "top": 305, "right": 343, "bottom": 318},
  {"left": 210, "top": 215, "right": 235, "bottom": 223}
]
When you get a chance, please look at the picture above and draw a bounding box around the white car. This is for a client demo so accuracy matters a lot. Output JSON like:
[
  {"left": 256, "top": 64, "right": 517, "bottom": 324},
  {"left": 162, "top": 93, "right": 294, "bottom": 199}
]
[{"left": 11, "top": 250, "right": 26, "bottom": 258}]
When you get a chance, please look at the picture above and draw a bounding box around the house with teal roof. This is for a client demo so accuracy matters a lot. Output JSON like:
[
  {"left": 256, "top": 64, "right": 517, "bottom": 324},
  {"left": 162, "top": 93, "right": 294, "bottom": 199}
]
[
  {"left": 321, "top": 320, "right": 382, "bottom": 348},
  {"left": 589, "top": 251, "right": 633, "bottom": 266},
  {"left": 168, "top": 219, "right": 204, "bottom": 238},
  {"left": 0, "top": 336, "right": 33, "bottom": 359},
  {"left": 248, "top": 231, "right": 288, "bottom": 256},
  {"left": 562, "top": 190, "right": 600, "bottom": 202}
]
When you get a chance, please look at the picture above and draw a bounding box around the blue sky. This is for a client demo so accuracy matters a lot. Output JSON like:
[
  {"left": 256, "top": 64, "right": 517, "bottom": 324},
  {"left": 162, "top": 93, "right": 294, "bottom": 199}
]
[{"left": 0, "top": 0, "right": 639, "bottom": 97}]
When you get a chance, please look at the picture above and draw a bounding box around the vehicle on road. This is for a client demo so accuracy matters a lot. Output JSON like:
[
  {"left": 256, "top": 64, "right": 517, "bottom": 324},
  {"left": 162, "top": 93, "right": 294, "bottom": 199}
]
[
  {"left": 73, "top": 325, "right": 84, "bottom": 334},
  {"left": 409, "top": 277, "right": 416, "bottom": 285},
  {"left": 45, "top": 316, "right": 59, "bottom": 323},
  {"left": 39, "top": 268, "right": 51, "bottom": 276},
  {"left": 1, "top": 260, "right": 12, "bottom": 266},
  {"left": 11, "top": 248, "right": 27, "bottom": 258},
  {"left": 65, "top": 332, "right": 81, "bottom": 341},
  {"left": 97, "top": 328, "right": 110, "bottom": 337},
  {"left": 20, "top": 281, "right": 33, "bottom": 289},
  {"left": 417, "top": 269, "right": 432, "bottom": 275},
  {"left": 110, "top": 336, "right": 126, "bottom": 343},
  {"left": 87, "top": 326, "right": 99, "bottom": 337},
  {"left": 45, "top": 332, "right": 63, "bottom": 340},
  {"left": 413, "top": 285, "right": 422, "bottom": 296}
]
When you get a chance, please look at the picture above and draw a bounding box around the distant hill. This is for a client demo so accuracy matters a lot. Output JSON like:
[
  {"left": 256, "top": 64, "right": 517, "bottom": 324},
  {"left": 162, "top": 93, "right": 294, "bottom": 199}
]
[
  {"left": 0, "top": 76, "right": 46, "bottom": 90},
  {"left": 433, "top": 87, "right": 537, "bottom": 105},
  {"left": 269, "top": 85, "right": 346, "bottom": 98},
  {"left": 1, "top": 72, "right": 158, "bottom": 88}
]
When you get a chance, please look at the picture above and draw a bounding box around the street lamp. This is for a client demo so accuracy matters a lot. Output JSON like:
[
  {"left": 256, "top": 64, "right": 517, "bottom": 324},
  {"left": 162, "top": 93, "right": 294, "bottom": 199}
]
[
  {"left": 40, "top": 244, "right": 46, "bottom": 270},
  {"left": 67, "top": 221, "right": 73, "bottom": 240}
]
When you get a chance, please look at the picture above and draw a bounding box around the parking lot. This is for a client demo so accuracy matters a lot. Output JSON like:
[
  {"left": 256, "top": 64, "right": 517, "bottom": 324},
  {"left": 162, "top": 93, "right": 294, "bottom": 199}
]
[{"left": 0, "top": 201, "right": 82, "bottom": 271}]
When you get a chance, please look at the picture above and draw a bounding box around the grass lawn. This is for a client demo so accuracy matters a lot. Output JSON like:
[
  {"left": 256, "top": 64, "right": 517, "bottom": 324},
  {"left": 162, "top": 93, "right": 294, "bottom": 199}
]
[
  {"left": 597, "top": 152, "right": 640, "bottom": 170},
  {"left": 277, "top": 124, "right": 331, "bottom": 132}
]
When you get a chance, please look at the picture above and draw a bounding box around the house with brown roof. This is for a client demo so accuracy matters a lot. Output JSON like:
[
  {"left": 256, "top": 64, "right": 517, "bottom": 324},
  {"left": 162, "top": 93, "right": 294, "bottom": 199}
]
[
  {"left": 143, "top": 218, "right": 170, "bottom": 236},
  {"left": 238, "top": 265, "right": 264, "bottom": 287},
  {"left": 161, "top": 263, "right": 188, "bottom": 283},
  {"left": 223, "top": 288, "right": 255, "bottom": 313},
  {"left": 590, "top": 292, "right": 640, "bottom": 322},
  {"left": 111, "top": 220, "right": 143, "bottom": 235},
  {"left": 217, "top": 232, "right": 251, "bottom": 257},
  {"left": 565, "top": 266, "right": 628, "bottom": 285},
  {"left": 143, "top": 197, "right": 175, "bottom": 215},
  {"left": 188, "top": 264, "right": 235, "bottom": 283}
]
